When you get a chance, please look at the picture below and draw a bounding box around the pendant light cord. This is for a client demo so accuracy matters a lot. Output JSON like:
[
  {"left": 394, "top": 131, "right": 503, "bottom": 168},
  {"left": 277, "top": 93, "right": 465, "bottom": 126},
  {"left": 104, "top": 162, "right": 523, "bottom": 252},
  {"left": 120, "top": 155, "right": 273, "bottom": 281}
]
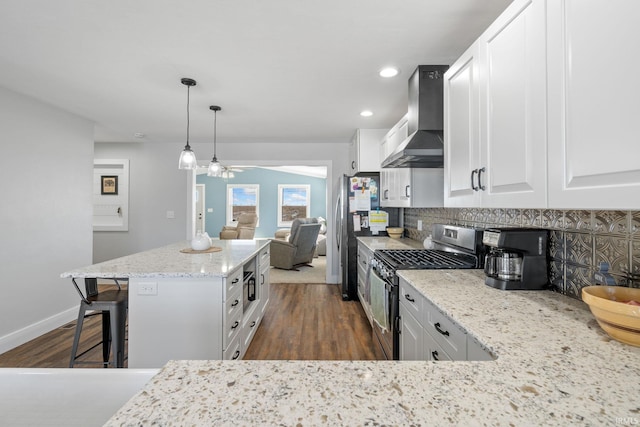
[
  {"left": 213, "top": 108, "right": 217, "bottom": 158},
  {"left": 186, "top": 85, "right": 191, "bottom": 148}
]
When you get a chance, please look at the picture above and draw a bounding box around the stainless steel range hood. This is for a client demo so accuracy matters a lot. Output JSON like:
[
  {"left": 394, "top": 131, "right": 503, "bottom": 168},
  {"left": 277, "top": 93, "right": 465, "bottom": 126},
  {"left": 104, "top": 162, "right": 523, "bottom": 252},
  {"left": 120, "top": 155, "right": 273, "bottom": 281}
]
[{"left": 382, "top": 65, "right": 449, "bottom": 168}]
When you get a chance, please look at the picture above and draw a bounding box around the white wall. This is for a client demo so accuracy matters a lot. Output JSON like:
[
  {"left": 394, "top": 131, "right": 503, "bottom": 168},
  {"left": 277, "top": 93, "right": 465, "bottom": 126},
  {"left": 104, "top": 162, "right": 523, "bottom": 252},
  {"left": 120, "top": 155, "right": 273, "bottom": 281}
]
[
  {"left": 94, "top": 140, "right": 351, "bottom": 282},
  {"left": 0, "top": 87, "right": 94, "bottom": 353}
]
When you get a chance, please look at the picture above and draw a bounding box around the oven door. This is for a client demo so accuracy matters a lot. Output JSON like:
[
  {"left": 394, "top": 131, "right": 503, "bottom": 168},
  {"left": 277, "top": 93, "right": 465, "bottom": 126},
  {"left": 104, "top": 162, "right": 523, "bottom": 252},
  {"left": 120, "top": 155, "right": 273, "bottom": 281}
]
[{"left": 370, "top": 267, "right": 397, "bottom": 360}]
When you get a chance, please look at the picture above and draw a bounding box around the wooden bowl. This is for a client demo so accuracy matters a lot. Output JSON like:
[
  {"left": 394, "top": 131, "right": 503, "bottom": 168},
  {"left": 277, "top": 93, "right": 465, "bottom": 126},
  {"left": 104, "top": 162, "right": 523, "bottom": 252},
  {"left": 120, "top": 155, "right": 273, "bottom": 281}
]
[
  {"left": 582, "top": 286, "right": 640, "bottom": 347},
  {"left": 386, "top": 227, "right": 404, "bottom": 239}
]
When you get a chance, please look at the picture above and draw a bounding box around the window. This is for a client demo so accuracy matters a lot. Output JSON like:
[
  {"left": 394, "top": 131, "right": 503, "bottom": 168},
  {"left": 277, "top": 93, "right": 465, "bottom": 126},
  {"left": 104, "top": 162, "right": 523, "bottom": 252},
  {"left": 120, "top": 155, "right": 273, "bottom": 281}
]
[
  {"left": 226, "top": 184, "right": 259, "bottom": 226},
  {"left": 277, "top": 184, "right": 310, "bottom": 227}
]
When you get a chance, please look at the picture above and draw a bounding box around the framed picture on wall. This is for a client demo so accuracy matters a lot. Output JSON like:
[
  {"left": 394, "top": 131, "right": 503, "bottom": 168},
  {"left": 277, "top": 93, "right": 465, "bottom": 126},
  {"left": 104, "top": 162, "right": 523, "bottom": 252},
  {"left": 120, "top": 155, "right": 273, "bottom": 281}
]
[{"left": 101, "top": 175, "right": 118, "bottom": 195}]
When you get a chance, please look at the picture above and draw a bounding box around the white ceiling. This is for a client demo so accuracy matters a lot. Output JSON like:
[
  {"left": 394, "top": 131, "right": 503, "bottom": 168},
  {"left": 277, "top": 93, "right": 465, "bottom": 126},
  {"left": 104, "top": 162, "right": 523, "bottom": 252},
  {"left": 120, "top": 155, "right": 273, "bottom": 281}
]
[{"left": 0, "top": 0, "right": 512, "bottom": 145}]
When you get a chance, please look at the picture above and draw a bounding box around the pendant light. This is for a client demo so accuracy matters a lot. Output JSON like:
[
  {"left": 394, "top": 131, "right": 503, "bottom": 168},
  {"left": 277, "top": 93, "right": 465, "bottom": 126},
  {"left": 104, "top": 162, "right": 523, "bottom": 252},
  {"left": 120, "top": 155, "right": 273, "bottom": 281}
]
[
  {"left": 207, "top": 105, "right": 223, "bottom": 177},
  {"left": 178, "top": 78, "right": 197, "bottom": 170}
]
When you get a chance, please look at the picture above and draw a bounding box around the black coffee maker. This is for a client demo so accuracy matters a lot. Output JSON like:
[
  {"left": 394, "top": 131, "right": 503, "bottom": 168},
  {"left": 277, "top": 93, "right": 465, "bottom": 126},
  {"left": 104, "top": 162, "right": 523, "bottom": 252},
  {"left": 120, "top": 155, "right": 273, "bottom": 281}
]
[{"left": 483, "top": 228, "right": 549, "bottom": 290}]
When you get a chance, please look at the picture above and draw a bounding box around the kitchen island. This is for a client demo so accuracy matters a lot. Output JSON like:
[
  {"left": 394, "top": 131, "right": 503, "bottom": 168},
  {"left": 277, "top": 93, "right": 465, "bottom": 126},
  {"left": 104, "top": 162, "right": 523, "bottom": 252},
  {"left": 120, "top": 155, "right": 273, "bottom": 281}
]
[
  {"left": 105, "top": 269, "right": 640, "bottom": 426},
  {"left": 61, "top": 239, "right": 271, "bottom": 368}
]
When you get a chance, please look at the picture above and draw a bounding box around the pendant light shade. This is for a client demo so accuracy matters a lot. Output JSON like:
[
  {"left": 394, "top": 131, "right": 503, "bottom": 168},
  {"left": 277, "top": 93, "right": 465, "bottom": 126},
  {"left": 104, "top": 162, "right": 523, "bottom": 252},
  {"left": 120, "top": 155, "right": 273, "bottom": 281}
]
[
  {"left": 207, "top": 105, "right": 223, "bottom": 177},
  {"left": 178, "top": 78, "right": 198, "bottom": 170}
]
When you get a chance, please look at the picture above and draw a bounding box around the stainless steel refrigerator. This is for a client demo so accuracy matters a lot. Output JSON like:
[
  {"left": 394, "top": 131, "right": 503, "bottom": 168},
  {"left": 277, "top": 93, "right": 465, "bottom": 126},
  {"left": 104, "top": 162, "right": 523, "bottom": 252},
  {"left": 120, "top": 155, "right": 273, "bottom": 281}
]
[{"left": 335, "top": 173, "right": 399, "bottom": 300}]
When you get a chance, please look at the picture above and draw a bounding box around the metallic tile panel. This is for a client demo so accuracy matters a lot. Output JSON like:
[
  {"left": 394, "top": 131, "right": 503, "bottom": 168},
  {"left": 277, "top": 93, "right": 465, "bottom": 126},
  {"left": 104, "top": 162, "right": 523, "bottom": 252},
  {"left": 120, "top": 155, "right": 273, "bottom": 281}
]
[
  {"left": 549, "top": 230, "right": 564, "bottom": 261},
  {"left": 565, "top": 263, "right": 592, "bottom": 299},
  {"left": 565, "top": 232, "right": 593, "bottom": 267},
  {"left": 541, "top": 209, "right": 562, "bottom": 230},
  {"left": 593, "top": 210, "right": 628, "bottom": 235},
  {"left": 594, "top": 234, "right": 629, "bottom": 274},
  {"left": 563, "top": 210, "right": 592, "bottom": 232},
  {"left": 407, "top": 208, "right": 640, "bottom": 300}
]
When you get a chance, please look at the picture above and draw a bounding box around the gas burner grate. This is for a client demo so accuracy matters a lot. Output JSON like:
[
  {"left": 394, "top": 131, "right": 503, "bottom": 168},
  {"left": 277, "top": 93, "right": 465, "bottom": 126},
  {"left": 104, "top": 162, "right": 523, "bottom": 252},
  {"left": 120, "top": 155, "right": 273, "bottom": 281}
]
[{"left": 376, "top": 249, "right": 478, "bottom": 270}]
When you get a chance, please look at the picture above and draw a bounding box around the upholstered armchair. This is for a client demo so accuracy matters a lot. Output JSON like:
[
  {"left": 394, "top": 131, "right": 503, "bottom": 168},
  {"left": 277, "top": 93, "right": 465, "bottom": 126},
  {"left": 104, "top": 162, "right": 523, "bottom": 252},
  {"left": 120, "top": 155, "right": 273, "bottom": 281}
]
[
  {"left": 270, "top": 218, "right": 321, "bottom": 270},
  {"left": 219, "top": 212, "right": 258, "bottom": 239}
]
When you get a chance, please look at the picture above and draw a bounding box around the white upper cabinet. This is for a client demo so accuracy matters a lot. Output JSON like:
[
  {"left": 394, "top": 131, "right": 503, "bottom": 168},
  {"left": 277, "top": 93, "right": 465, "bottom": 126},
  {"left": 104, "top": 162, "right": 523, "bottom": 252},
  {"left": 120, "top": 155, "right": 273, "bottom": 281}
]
[
  {"left": 348, "top": 129, "right": 387, "bottom": 174},
  {"left": 445, "top": 0, "right": 547, "bottom": 208},
  {"left": 547, "top": 0, "right": 640, "bottom": 209},
  {"left": 444, "top": 43, "right": 481, "bottom": 206}
]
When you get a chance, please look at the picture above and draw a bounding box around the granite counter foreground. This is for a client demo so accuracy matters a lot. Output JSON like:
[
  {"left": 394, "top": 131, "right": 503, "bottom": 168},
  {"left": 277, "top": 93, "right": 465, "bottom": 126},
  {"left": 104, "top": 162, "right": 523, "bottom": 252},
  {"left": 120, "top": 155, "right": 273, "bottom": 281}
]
[{"left": 105, "top": 270, "right": 640, "bottom": 426}]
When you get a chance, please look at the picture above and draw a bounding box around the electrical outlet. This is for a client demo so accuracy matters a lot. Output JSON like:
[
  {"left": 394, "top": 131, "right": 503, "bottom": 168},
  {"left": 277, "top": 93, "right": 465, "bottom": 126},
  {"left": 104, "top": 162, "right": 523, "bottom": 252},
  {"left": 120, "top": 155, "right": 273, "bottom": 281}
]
[
  {"left": 138, "top": 282, "right": 157, "bottom": 296},
  {"left": 417, "top": 220, "right": 423, "bottom": 231}
]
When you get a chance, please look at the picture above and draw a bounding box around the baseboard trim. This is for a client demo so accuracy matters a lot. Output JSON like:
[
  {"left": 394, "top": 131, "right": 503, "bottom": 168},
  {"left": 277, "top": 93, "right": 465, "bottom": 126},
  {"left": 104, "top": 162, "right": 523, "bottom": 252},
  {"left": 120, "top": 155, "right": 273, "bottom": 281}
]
[{"left": 0, "top": 306, "right": 78, "bottom": 354}]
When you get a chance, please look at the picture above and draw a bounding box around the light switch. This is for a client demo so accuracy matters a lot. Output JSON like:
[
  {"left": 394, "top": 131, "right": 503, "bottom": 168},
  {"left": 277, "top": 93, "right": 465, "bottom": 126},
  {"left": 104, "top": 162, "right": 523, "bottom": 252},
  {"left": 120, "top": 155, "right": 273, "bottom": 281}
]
[
  {"left": 166, "top": 211, "right": 175, "bottom": 219},
  {"left": 417, "top": 220, "right": 423, "bottom": 231},
  {"left": 207, "top": 208, "right": 213, "bottom": 213}
]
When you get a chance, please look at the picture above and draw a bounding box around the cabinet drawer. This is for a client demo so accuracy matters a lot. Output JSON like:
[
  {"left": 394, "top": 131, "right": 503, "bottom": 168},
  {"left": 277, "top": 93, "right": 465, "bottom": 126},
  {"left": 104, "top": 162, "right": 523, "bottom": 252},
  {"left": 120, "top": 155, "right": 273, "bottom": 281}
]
[
  {"left": 242, "top": 306, "right": 262, "bottom": 353},
  {"left": 225, "top": 268, "right": 243, "bottom": 299},
  {"left": 224, "top": 287, "right": 242, "bottom": 321},
  {"left": 223, "top": 332, "right": 242, "bottom": 361},
  {"left": 399, "top": 278, "right": 424, "bottom": 325},
  {"left": 223, "top": 308, "right": 242, "bottom": 349},
  {"left": 424, "top": 299, "right": 466, "bottom": 360},
  {"left": 424, "top": 330, "right": 453, "bottom": 361}
]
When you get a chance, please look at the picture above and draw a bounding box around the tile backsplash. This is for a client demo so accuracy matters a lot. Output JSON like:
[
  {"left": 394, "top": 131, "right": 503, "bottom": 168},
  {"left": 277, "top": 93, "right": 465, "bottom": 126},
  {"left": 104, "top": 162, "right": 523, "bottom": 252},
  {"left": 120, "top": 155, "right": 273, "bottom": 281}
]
[{"left": 404, "top": 208, "right": 640, "bottom": 299}]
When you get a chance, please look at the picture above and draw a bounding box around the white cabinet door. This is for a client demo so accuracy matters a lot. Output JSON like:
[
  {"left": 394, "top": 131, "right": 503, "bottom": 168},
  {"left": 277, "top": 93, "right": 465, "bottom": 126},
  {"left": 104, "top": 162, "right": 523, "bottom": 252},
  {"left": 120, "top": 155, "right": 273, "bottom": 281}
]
[
  {"left": 479, "top": 0, "right": 547, "bottom": 208},
  {"left": 349, "top": 129, "right": 386, "bottom": 174},
  {"left": 444, "top": 43, "right": 481, "bottom": 207},
  {"left": 399, "top": 305, "right": 424, "bottom": 361},
  {"left": 547, "top": 0, "right": 640, "bottom": 209},
  {"left": 445, "top": 0, "right": 547, "bottom": 208}
]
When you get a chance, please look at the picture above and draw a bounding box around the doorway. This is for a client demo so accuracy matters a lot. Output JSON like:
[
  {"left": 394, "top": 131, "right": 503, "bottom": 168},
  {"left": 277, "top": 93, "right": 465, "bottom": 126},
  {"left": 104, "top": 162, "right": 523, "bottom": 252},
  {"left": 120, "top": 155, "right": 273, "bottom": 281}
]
[{"left": 186, "top": 161, "right": 336, "bottom": 285}]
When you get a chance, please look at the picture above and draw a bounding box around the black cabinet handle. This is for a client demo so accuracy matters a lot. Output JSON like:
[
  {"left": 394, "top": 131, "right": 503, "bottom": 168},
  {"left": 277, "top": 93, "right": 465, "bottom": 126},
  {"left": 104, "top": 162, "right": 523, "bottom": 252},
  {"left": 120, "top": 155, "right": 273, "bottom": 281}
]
[
  {"left": 471, "top": 169, "right": 479, "bottom": 191},
  {"left": 261, "top": 273, "right": 265, "bottom": 285},
  {"left": 432, "top": 350, "right": 440, "bottom": 361},
  {"left": 384, "top": 189, "right": 389, "bottom": 200},
  {"left": 250, "top": 321, "right": 256, "bottom": 328},
  {"left": 478, "top": 167, "right": 486, "bottom": 191},
  {"left": 405, "top": 185, "right": 410, "bottom": 198},
  {"left": 351, "top": 160, "right": 356, "bottom": 170},
  {"left": 404, "top": 294, "right": 415, "bottom": 303},
  {"left": 231, "top": 299, "right": 239, "bottom": 307},
  {"left": 231, "top": 321, "right": 239, "bottom": 330},
  {"left": 396, "top": 316, "right": 401, "bottom": 334},
  {"left": 434, "top": 322, "right": 449, "bottom": 336},
  {"left": 232, "top": 278, "right": 239, "bottom": 284},
  {"left": 232, "top": 350, "right": 240, "bottom": 360}
]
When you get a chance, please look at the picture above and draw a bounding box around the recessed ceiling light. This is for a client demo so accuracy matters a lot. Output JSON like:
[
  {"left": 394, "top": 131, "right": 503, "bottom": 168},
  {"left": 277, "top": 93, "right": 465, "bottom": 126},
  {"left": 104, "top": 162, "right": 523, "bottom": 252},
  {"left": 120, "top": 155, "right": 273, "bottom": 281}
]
[
  {"left": 360, "top": 110, "right": 373, "bottom": 117},
  {"left": 379, "top": 67, "right": 399, "bottom": 78},
  {"left": 134, "top": 132, "right": 145, "bottom": 138}
]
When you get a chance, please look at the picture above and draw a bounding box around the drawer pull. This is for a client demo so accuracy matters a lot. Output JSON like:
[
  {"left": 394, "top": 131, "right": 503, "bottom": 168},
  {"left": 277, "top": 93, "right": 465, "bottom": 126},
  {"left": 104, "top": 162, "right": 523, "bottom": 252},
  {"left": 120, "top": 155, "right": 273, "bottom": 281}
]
[
  {"left": 232, "top": 350, "right": 240, "bottom": 360},
  {"left": 432, "top": 350, "right": 440, "bottom": 361},
  {"left": 250, "top": 320, "right": 256, "bottom": 328},
  {"left": 404, "top": 294, "right": 415, "bottom": 303},
  {"left": 231, "top": 299, "right": 239, "bottom": 307},
  {"left": 434, "top": 322, "right": 449, "bottom": 336},
  {"left": 231, "top": 321, "right": 239, "bottom": 330},
  {"left": 232, "top": 278, "right": 239, "bottom": 284}
]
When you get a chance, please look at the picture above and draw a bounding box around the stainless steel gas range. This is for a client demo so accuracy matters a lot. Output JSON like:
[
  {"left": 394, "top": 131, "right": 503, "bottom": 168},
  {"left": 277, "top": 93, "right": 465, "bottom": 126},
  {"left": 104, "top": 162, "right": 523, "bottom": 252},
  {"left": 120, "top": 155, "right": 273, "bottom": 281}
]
[{"left": 369, "top": 224, "right": 486, "bottom": 360}]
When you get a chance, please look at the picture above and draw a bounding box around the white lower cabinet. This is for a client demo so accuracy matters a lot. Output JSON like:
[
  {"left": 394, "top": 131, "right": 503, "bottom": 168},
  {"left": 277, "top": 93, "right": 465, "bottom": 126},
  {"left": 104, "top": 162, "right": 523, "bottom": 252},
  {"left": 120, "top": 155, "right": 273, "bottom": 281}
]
[
  {"left": 398, "top": 277, "right": 493, "bottom": 362},
  {"left": 357, "top": 242, "right": 374, "bottom": 326}
]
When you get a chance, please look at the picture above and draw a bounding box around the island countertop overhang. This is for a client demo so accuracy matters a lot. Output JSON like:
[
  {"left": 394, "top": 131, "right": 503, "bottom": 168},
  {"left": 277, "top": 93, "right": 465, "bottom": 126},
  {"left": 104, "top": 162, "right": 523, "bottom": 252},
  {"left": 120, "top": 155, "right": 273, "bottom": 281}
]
[{"left": 61, "top": 239, "right": 271, "bottom": 279}]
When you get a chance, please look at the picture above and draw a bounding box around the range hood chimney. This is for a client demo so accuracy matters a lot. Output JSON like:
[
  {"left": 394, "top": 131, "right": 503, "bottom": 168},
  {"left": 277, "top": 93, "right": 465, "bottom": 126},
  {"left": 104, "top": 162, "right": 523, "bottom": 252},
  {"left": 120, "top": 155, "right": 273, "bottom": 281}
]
[{"left": 382, "top": 65, "right": 449, "bottom": 168}]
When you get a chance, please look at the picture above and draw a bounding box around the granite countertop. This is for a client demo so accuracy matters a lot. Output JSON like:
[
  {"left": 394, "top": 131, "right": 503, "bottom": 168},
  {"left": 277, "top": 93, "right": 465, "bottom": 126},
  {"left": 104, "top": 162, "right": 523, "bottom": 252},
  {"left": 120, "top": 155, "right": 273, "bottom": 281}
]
[
  {"left": 105, "top": 269, "right": 640, "bottom": 426},
  {"left": 61, "top": 239, "right": 271, "bottom": 279},
  {"left": 357, "top": 236, "right": 424, "bottom": 251}
]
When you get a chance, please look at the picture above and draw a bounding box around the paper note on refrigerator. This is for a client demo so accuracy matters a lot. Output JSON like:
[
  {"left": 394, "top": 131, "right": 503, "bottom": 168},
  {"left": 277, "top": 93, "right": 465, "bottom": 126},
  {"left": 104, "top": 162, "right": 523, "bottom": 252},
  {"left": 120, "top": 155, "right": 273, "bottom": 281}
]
[
  {"left": 353, "top": 214, "right": 361, "bottom": 232},
  {"left": 369, "top": 211, "right": 388, "bottom": 233}
]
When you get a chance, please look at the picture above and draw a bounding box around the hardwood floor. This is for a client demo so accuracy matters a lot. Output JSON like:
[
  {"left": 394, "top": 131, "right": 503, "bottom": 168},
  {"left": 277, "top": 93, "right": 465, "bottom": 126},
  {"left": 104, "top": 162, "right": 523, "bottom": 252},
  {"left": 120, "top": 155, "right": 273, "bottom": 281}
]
[
  {"left": 244, "top": 283, "right": 383, "bottom": 360},
  {"left": 0, "top": 283, "right": 382, "bottom": 367}
]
